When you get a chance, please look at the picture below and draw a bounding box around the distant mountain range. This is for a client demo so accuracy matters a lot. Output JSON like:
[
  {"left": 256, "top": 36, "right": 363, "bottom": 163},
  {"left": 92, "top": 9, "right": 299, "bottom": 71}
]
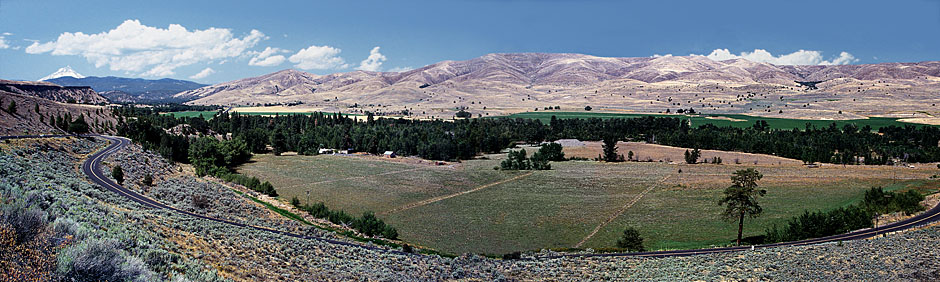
[
  {"left": 46, "top": 76, "right": 207, "bottom": 103},
  {"left": 174, "top": 53, "right": 940, "bottom": 120}
]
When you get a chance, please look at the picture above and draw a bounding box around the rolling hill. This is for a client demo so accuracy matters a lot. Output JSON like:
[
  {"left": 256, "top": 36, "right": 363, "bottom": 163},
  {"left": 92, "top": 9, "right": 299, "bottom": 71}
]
[{"left": 175, "top": 53, "right": 940, "bottom": 120}]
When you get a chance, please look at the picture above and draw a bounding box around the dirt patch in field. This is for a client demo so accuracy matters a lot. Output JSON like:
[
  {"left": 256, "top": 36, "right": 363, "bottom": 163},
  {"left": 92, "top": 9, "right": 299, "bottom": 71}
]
[
  {"left": 705, "top": 116, "right": 747, "bottom": 122},
  {"left": 562, "top": 141, "right": 803, "bottom": 165},
  {"left": 898, "top": 117, "right": 940, "bottom": 125}
]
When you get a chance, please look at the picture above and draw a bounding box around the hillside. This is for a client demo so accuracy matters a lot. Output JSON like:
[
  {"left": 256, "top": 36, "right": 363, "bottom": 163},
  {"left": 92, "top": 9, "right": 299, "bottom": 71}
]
[
  {"left": 0, "top": 79, "right": 107, "bottom": 104},
  {"left": 3, "top": 137, "right": 939, "bottom": 281},
  {"left": 46, "top": 76, "right": 207, "bottom": 103},
  {"left": 176, "top": 53, "right": 940, "bottom": 120},
  {"left": 0, "top": 81, "right": 116, "bottom": 135}
]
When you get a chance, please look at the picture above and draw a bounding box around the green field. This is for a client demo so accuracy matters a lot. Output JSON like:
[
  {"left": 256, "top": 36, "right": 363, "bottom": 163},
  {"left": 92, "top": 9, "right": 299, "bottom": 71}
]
[
  {"left": 237, "top": 152, "right": 940, "bottom": 255},
  {"left": 161, "top": 110, "right": 220, "bottom": 119},
  {"left": 498, "top": 111, "right": 934, "bottom": 130},
  {"left": 231, "top": 112, "right": 362, "bottom": 117}
]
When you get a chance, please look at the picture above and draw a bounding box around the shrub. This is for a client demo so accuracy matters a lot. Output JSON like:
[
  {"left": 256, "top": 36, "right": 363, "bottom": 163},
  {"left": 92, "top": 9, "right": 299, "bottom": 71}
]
[
  {"left": 111, "top": 166, "right": 124, "bottom": 185},
  {"left": 1, "top": 202, "right": 48, "bottom": 244},
  {"left": 502, "top": 251, "right": 522, "bottom": 260},
  {"left": 765, "top": 205, "right": 871, "bottom": 243},
  {"left": 500, "top": 150, "right": 530, "bottom": 170},
  {"left": 616, "top": 227, "right": 645, "bottom": 252},
  {"left": 57, "top": 239, "right": 155, "bottom": 281},
  {"left": 538, "top": 143, "right": 565, "bottom": 161},
  {"left": 141, "top": 174, "right": 153, "bottom": 187}
]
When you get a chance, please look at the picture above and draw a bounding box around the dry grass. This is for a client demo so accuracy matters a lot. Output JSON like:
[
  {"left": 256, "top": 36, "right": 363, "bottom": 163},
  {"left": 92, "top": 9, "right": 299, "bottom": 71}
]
[
  {"left": 561, "top": 141, "right": 803, "bottom": 166},
  {"left": 238, "top": 148, "right": 940, "bottom": 255}
]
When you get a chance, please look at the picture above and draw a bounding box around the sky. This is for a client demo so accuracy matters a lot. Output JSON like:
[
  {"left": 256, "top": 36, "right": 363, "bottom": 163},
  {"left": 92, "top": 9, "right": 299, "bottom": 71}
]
[{"left": 1, "top": 0, "right": 938, "bottom": 84}]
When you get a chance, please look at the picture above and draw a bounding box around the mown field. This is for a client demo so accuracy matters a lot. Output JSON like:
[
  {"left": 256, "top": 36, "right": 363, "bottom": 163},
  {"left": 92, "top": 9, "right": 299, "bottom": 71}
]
[
  {"left": 498, "top": 111, "right": 935, "bottom": 130},
  {"left": 237, "top": 149, "right": 940, "bottom": 255}
]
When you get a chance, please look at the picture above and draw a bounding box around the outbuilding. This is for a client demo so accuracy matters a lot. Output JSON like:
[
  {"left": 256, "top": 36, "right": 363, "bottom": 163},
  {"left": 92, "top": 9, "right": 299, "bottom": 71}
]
[{"left": 383, "top": 151, "right": 396, "bottom": 158}]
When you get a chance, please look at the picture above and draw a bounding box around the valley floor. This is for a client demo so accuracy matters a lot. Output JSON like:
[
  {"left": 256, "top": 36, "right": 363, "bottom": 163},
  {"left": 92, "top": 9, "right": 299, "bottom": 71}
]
[{"left": 3, "top": 137, "right": 939, "bottom": 281}]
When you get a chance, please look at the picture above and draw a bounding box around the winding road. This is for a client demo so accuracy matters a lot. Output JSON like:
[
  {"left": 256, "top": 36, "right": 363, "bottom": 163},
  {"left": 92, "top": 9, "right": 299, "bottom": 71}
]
[
  {"left": 5, "top": 134, "right": 940, "bottom": 259},
  {"left": 78, "top": 135, "right": 410, "bottom": 256}
]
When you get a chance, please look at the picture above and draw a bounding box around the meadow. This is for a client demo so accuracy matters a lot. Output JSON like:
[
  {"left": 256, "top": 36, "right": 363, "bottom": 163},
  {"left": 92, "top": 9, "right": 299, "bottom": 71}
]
[
  {"left": 161, "top": 110, "right": 220, "bottom": 119},
  {"left": 237, "top": 147, "right": 940, "bottom": 255},
  {"left": 498, "top": 111, "right": 936, "bottom": 130}
]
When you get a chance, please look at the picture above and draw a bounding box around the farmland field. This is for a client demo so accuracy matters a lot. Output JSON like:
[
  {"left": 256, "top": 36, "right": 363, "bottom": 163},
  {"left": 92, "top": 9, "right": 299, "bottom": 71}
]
[
  {"left": 498, "top": 111, "right": 937, "bottom": 130},
  {"left": 160, "top": 110, "right": 220, "bottom": 119},
  {"left": 237, "top": 148, "right": 940, "bottom": 255}
]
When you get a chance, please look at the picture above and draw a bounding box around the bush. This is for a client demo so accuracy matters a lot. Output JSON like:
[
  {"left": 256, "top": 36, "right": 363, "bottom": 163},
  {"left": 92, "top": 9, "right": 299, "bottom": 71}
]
[
  {"left": 141, "top": 174, "right": 153, "bottom": 187},
  {"left": 863, "top": 187, "right": 925, "bottom": 215},
  {"left": 1, "top": 202, "right": 48, "bottom": 244},
  {"left": 57, "top": 239, "right": 155, "bottom": 281},
  {"left": 765, "top": 205, "right": 871, "bottom": 243},
  {"left": 538, "top": 143, "right": 565, "bottom": 161},
  {"left": 502, "top": 251, "right": 522, "bottom": 260},
  {"left": 111, "top": 166, "right": 124, "bottom": 185},
  {"left": 616, "top": 227, "right": 645, "bottom": 252},
  {"left": 500, "top": 150, "right": 531, "bottom": 170},
  {"left": 293, "top": 202, "right": 398, "bottom": 239}
]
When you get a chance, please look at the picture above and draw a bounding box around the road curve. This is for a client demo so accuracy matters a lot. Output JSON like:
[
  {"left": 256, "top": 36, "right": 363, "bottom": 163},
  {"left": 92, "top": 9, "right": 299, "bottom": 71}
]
[
  {"left": 4, "top": 134, "right": 939, "bottom": 259},
  {"left": 79, "top": 135, "right": 410, "bottom": 256},
  {"left": 549, "top": 191, "right": 940, "bottom": 259}
]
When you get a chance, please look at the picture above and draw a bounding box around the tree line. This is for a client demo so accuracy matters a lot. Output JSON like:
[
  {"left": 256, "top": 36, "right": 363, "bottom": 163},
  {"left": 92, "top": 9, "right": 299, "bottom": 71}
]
[{"left": 115, "top": 106, "right": 940, "bottom": 165}]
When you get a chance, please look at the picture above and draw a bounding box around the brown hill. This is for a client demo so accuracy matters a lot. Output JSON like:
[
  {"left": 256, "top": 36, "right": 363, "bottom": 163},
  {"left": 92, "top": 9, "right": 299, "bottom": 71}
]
[
  {"left": 0, "top": 83, "right": 116, "bottom": 135},
  {"left": 0, "top": 79, "right": 108, "bottom": 104},
  {"left": 175, "top": 53, "right": 940, "bottom": 120}
]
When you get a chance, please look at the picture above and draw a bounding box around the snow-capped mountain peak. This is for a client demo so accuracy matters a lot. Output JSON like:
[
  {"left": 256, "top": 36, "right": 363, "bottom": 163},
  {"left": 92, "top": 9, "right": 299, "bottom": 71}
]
[{"left": 40, "top": 66, "right": 85, "bottom": 81}]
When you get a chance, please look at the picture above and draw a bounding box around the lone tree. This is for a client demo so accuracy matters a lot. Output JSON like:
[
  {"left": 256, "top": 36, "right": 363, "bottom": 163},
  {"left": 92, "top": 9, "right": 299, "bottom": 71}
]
[
  {"left": 538, "top": 143, "right": 565, "bottom": 161},
  {"left": 616, "top": 227, "right": 645, "bottom": 252},
  {"left": 602, "top": 135, "right": 620, "bottom": 162},
  {"left": 684, "top": 148, "right": 701, "bottom": 164},
  {"left": 111, "top": 165, "right": 124, "bottom": 185},
  {"left": 7, "top": 101, "right": 16, "bottom": 114},
  {"left": 718, "top": 168, "right": 765, "bottom": 246}
]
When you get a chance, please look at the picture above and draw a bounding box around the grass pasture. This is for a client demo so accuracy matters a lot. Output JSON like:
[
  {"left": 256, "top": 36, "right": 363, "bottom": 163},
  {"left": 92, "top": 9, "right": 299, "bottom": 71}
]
[
  {"left": 237, "top": 150, "right": 940, "bottom": 255},
  {"left": 160, "top": 110, "right": 220, "bottom": 119},
  {"left": 499, "top": 111, "right": 936, "bottom": 130}
]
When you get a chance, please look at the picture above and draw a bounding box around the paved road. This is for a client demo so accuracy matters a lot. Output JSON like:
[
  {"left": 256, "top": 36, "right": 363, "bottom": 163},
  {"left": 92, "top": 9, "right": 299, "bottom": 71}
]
[
  {"left": 78, "top": 135, "right": 410, "bottom": 256},
  {"left": 549, "top": 192, "right": 940, "bottom": 259},
  {"left": 5, "top": 134, "right": 940, "bottom": 259}
]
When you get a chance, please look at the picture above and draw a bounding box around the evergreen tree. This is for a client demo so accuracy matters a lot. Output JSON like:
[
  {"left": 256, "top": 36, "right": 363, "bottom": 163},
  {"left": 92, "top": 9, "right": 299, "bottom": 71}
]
[
  {"left": 602, "top": 136, "right": 619, "bottom": 162},
  {"left": 111, "top": 165, "right": 124, "bottom": 185},
  {"left": 616, "top": 227, "right": 645, "bottom": 252},
  {"left": 718, "top": 168, "right": 765, "bottom": 246}
]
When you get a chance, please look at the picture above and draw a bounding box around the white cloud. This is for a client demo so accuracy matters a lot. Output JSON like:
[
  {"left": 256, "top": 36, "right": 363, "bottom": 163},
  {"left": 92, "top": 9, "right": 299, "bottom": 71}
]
[
  {"left": 0, "top": 36, "right": 9, "bottom": 49},
  {"left": 288, "top": 45, "right": 348, "bottom": 70},
  {"left": 387, "top": 66, "right": 413, "bottom": 72},
  {"left": 189, "top": 67, "right": 215, "bottom": 79},
  {"left": 698, "top": 48, "right": 858, "bottom": 65},
  {"left": 248, "top": 47, "right": 287, "bottom": 67},
  {"left": 651, "top": 54, "right": 673, "bottom": 58},
  {"left": 356, "top": 46, "right": 386, "bottom": 71},
  {"left": 24, "top": 19, "right": 265, "bottom": 76}
]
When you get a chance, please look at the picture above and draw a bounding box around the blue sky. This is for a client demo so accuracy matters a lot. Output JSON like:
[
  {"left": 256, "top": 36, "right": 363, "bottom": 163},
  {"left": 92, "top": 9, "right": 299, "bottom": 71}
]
[{"left": 1, "top": 0, "right": 938, "bottom": 83}]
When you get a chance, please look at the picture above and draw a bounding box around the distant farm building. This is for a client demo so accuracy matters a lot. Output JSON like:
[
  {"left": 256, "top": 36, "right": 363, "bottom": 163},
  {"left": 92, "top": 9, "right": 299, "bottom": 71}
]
[
  {"left": 383, "top": 151, "right": 397, "bottom": 158},
  {"left": 318, "top": 149, "right": 335, "bottom": 154}
]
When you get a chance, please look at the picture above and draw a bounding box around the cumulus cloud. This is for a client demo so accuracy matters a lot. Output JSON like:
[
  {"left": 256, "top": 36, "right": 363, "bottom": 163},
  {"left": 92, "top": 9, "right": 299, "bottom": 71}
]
[
  {"left": 189, "top": 67, "right": 215, "bottom": 79},
  {"left": 0, "top": 36, "right": 9, "bottom": 49},
  {"left": 288, "top": 45, "right": 348, "bottom": 70},
  {"left": 24, "top": 19, "right": 265, "bottom": 76},
  {"left": 356, "top": 46, "right": 386, "bottom": 71},
  {"left": 699, "top": 48, "right": 858, "bottom": 65},
  {"left": 248, "top": 47, "right": 287, "bottom": 67}
]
